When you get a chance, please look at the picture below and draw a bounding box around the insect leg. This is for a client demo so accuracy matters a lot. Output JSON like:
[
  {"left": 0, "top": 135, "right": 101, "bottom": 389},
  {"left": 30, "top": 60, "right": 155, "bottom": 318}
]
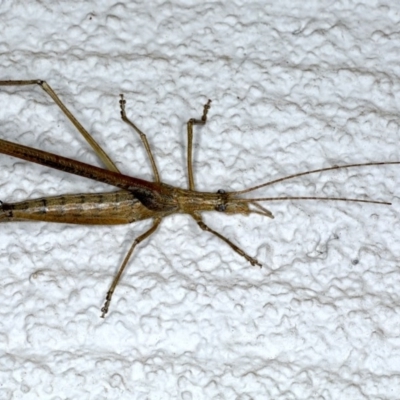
[
  {"left": 187, "top": 99, "right": 212, "bottom": 190},
  {"left": 0, "top": 79, "right": 119, "bottom": 172},
  {"left": 119, "top": 94, "right": 160, "bottom": 183},
  {"left": 100, "top": 218, "right": 161, "bottom": 318},
  {"left": 192, "top": 214, "right": 261, "bottom": 267}
]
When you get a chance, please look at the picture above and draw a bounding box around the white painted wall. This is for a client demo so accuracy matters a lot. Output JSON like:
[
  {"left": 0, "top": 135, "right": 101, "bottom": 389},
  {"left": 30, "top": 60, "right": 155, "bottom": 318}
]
[{"left": 0, "top": 1, "right": 400, "bottom": 399}]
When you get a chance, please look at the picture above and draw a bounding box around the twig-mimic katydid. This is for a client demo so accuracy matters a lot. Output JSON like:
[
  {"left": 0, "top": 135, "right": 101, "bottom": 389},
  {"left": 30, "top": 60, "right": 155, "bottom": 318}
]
[{"left": 0, "top": 80, "right": 398, "bottom": 317}]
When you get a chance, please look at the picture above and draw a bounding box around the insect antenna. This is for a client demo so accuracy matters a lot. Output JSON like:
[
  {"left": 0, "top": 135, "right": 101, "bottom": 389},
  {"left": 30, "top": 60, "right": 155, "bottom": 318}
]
[
  {"left": 231, "top": 161, "right": 400, "bottom": 195},
  {"left": 238, "top": 196, "right": 391, "bottom": 206}
]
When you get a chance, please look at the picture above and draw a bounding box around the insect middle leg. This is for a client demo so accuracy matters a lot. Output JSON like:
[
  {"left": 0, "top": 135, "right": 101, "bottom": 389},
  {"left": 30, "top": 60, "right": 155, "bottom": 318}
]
[
  {"left": 119, "top": 94, "right": 160, "bottom": 183},
  {"left": 101, "top": 217, "right": 161, "bottom": 318}
]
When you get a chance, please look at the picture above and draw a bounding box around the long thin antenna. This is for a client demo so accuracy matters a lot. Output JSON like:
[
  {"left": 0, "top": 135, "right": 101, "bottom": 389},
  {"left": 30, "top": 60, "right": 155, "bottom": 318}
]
[
  {"left": 233, "top": 196, "right": 391, "bottom": 205},
  {"left": 231, "top": 162, "right": 400, "bottom": 195}
]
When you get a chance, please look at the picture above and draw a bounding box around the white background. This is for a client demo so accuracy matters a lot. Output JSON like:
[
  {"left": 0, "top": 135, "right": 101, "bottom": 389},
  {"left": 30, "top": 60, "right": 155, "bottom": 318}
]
[{"left": 1, "top": 1, "right": 400, "bottom": 399}]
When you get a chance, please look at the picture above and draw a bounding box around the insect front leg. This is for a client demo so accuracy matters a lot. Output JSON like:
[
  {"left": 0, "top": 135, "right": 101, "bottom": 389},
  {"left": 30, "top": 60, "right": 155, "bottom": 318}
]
[
  {"left": 101, "top": 218, "right": 161, "bottom": 318},
  {"left": 0, "top": 79, "right": 119, "bottom": 172},
  {"left": 187, "top": 99, "right": 212, "bottom": 190},
  {"left": 191, "top": 213, "right": 261, "bottom": 268}
]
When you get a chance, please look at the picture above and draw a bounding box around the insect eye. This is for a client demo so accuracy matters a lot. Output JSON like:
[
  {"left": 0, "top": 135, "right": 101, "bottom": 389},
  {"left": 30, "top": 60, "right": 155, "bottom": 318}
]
[
  {"left": 216, "top": 189, "right": 227, "bottom": 212},
  {"left": 215, "top": 204, "right": 227, "bottom": 212}
]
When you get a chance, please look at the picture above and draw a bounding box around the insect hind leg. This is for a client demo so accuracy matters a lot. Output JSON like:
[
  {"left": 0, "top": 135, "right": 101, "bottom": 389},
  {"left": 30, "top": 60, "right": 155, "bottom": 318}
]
[{"left": 0, "top": 79, "right": 119, "bottom": 173}]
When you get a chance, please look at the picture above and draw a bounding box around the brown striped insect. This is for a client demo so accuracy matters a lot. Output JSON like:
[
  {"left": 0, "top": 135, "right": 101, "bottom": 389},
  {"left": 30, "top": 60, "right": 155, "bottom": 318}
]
[{"left": 0, "top": 80, "right": 398, "bottom": 317}]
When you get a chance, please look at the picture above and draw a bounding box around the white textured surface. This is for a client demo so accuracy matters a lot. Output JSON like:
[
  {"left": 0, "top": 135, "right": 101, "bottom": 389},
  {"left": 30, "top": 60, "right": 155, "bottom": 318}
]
[{"left": 1, "top": 1, "right": 400, "bottom": 399}]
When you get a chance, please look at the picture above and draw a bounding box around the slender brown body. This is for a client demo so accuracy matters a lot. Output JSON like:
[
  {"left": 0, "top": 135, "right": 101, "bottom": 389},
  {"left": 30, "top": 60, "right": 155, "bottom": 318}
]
[
  {"left": 0, "top": 191, "right": 160, "bottom": 224},
  {"left": 0, "top": 137, "right": 252, "bottom": 223},
  {"left": 0, "top": 137, "right": 178, "bottom": 213},
  {"left": 1, "top": 79, "right": 398, "bottom": 317}
]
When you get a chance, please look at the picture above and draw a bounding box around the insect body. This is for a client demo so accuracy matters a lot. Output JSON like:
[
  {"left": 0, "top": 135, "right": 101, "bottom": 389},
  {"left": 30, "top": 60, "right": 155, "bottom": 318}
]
[{"left": 0, "top": 80, "right": 398, "bottom": 317}]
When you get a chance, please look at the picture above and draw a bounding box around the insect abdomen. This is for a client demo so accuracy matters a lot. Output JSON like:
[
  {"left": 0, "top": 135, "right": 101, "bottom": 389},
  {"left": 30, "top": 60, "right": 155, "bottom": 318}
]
[{"left": 0, "top": 191, "right": 155, "bottom": 225}]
